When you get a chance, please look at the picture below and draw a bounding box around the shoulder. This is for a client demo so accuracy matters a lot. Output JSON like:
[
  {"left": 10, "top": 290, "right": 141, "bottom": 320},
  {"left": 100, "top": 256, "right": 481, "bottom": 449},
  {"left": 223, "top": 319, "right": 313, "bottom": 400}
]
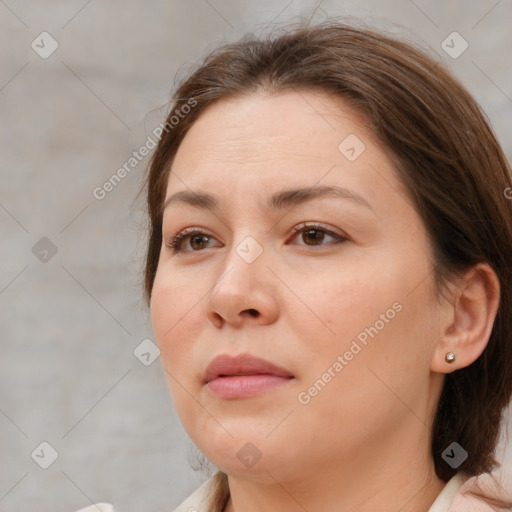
[
  {"left": 429, "top": 472, "right": 512, "bottom": 512},
  {"left": 449, "top": 472, "right": 512, "bottom": 512}
]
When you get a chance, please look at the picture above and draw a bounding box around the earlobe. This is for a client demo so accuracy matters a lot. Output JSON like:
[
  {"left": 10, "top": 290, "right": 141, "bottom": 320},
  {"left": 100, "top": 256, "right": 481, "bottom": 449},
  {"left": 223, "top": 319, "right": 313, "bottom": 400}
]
[{"left": 430, "top": 263, "right": 500, "bottom": 374}]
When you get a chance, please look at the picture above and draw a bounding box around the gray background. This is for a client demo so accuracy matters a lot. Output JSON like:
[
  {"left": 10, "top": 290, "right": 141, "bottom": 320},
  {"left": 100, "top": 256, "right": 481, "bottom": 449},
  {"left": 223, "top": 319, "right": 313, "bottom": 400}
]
[{"left": 1, "top": 1, "right": 511, "bottom": 510}]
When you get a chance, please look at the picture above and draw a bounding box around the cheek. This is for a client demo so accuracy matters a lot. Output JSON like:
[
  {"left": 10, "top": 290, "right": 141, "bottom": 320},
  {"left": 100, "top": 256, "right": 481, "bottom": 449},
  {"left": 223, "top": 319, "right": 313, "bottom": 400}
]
[
  {"left": 295, "top": 246, "right": 435, "bottom": 379},
  {"left": 150, "top": 269, "right": 212, "bottom": 432},
  {"left": 298, "top": 260, "right": 387, "bottom": 347},
  {"left": 150, "top": 268, "right": 204, "bottom": 374},
  {"left": 292, "top": 269, "right": 435, "bottom": 442}
]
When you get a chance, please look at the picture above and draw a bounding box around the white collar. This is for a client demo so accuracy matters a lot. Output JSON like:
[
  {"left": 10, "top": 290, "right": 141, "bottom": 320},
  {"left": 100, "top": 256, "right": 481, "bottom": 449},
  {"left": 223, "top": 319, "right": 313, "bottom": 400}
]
[{"left": 427, "top": 473, "right": 468, "bottom": 512}]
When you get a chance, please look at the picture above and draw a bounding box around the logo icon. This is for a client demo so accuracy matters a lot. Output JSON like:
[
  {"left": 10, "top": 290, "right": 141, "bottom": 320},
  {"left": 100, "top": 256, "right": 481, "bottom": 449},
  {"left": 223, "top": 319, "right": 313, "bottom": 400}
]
[
  {"left": 236, "top": 236, "right": 263, "bottom": 264},
  {"left": 236, "top": 442, "right": 263, "bottom": 468},
  {"left": 133, "top": 338, "right": 160, "bottom": 366},
  {"left": 338, "top": 134, "right": 366, "bottom": 161},
  {"left": 31, "top": 32, "right": 59, "bottom": 59},
  {"left": 441, "top": 441, "right": 468, "bottom": 468},
  {"left": 31, "top": 441, "right": 59, "bottom": 469},
  {"left": 441, "top": 32, "right": 468, "bottom": 59},
  {"left": 32, "top": 237, "right": 58, "bottom": 263}
]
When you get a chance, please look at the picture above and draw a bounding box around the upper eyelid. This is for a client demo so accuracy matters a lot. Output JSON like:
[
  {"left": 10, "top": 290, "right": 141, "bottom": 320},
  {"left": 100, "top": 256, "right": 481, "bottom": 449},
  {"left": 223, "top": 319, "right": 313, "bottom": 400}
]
[{"left": 290, "top": 222, "right": 344, "bottom": 235}]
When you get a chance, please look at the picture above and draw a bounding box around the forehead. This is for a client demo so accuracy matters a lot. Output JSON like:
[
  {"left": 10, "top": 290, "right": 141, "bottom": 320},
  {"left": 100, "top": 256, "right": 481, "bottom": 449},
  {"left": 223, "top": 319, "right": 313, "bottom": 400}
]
[
  {"left": 172, "top": 90, "right": 368, "bottom": 166},
  {"left": 165, "top": 90, "right": 407, "bottom": 211}
]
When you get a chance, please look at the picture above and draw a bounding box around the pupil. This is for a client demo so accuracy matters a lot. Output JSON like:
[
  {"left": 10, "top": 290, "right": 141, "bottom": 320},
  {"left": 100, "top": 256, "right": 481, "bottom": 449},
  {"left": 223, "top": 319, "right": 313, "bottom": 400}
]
[
  {"left": 304, "top": 229, "right": 323, "bottom": 245},
  {"left": 191, "top": 234, "right": 208, "bottom": 249}
]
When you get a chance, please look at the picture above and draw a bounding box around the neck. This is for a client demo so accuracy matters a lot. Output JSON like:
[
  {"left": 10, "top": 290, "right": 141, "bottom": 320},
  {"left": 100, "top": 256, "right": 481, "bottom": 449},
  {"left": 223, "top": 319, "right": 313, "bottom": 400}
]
[
  {"left": 222, "top": 422, "right": 446, "bottom": 512},
  {"left": 224, "top": 466, "right": 445, "bottom": 512}
]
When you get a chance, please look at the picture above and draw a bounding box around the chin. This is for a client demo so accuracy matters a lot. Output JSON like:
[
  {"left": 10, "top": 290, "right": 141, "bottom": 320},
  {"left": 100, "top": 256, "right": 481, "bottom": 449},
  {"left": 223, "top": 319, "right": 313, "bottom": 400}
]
[{"left": 190, "top": 426, "right": 298, "bottom": 481}]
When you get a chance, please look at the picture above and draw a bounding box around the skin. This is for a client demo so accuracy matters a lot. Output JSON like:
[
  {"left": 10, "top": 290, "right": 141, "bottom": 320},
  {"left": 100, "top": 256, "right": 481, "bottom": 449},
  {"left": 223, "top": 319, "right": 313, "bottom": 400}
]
[{"left": 150, "top": 90, "right": 500, "bottom": 512}]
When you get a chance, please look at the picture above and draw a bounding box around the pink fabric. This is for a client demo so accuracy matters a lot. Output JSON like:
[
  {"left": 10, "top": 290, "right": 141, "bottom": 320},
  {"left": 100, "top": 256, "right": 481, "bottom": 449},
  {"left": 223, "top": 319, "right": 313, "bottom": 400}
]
[{"left": 449, "top": 473, "right": 512, "bottom": 511}]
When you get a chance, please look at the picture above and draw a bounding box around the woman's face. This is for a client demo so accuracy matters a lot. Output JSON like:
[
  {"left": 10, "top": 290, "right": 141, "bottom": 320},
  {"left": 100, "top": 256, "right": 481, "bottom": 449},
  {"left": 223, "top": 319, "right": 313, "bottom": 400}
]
[{"left": 151, "top": 90, "right": 445, "bottom": 481}]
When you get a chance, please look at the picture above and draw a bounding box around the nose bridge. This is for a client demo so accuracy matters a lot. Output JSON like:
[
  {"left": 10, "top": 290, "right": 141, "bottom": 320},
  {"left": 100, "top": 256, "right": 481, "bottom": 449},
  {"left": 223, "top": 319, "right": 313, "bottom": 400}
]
[
  {"left": 214, "top": 232, "right": 266, "bottom": 295},
  {"left": 205, "top": 230, "right": 278, "bottom": 326}
]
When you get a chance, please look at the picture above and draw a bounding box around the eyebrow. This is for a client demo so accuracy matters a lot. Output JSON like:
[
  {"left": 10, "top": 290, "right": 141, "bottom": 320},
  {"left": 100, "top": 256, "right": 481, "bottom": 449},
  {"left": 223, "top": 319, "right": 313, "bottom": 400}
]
[{"left": 162, "top": 185, "right": 373, "bottom": 213}]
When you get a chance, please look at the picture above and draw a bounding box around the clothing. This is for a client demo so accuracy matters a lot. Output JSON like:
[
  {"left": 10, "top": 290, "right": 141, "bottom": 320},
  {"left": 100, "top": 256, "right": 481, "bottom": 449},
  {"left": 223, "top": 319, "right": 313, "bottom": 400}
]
[
  {"left": 429, "top": 473, "right": 477, "bottom": 512},
  {"left": 73, "top": 471, "right": 509, "bottom": 512}
]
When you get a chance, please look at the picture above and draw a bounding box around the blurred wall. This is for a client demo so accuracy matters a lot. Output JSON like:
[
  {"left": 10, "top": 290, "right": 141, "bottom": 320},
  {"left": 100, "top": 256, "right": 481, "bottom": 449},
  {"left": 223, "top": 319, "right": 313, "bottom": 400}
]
[{"left": 1, "top": 1, "right": 511, "bottom": 510}]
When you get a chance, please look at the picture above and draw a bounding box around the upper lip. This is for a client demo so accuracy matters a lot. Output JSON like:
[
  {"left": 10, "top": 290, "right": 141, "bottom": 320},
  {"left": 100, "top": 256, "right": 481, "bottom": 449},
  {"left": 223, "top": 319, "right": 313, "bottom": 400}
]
[{"left": 203, "top": 353, "right": 293, "bottom": 383}]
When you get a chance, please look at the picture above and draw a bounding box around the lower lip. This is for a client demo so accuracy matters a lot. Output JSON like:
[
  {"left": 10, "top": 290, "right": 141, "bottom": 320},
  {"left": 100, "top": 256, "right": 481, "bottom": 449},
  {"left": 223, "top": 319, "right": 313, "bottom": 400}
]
[{"left": 206, "top": 374, "right": 292, "bottom": 399}]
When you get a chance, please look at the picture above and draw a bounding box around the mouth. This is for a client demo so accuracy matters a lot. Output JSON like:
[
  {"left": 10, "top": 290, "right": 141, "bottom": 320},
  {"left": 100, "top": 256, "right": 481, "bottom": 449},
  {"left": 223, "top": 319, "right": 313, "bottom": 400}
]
[{"left": 203, "top": 353, "right": 294, "bottom": 399}]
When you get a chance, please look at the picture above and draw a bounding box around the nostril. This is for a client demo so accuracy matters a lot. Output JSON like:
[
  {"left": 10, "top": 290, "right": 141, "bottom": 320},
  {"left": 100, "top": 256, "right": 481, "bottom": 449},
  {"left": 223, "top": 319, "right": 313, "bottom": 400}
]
[{"left": 247, "top": 309, "right": 259, "bottom": 317}]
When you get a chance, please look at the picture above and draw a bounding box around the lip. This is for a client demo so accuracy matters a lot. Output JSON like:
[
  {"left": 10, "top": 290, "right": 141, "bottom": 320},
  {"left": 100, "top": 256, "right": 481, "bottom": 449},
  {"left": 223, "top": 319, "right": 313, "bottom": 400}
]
[{"left": 203, "top": 353, "right": 294, "bottom": 399}]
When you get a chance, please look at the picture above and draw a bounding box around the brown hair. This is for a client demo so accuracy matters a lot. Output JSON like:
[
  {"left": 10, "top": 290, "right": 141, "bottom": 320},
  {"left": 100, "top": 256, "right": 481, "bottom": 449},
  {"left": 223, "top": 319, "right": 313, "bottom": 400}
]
[{"left": 143, "top": 21, "right": 512, "bottom": 511}]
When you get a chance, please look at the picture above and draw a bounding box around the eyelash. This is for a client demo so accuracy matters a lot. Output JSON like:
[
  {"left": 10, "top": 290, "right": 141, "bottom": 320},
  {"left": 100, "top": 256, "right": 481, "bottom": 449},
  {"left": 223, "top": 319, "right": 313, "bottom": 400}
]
[{"left": 165, "top": 222, "right": 348, "bottom": 253}]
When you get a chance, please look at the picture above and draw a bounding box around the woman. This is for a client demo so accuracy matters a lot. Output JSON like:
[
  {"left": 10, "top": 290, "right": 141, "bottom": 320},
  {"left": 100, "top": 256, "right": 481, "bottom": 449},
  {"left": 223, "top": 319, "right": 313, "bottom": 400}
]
[{"left": 77, "top": 20, "right": 512, "bottom": 512}]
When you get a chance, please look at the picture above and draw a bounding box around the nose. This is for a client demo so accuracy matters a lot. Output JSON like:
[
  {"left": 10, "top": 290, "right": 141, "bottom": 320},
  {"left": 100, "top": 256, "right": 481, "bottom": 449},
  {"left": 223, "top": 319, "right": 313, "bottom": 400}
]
[{"left": 204, "top": 239, "right": 280, "bottom": 329}]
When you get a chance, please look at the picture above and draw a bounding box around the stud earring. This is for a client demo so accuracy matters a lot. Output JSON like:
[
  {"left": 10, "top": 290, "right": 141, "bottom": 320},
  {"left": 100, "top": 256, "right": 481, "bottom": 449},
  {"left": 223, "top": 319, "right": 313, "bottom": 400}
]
[{"left": 445, "top": 352, "right": 456, "bottom": 363}]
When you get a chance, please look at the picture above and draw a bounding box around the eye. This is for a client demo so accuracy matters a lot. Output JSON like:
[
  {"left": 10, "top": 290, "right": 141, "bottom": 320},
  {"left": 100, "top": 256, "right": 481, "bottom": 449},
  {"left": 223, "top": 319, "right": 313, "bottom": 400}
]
[
  {"left": 165, "top": 222, "right": 348, "bottom": 254},
  {"left": 288, "top": 222, "right": 348, "bottom": 247},
  {"left": 165, "top": 228, "right": 221, "bottom": 253}
]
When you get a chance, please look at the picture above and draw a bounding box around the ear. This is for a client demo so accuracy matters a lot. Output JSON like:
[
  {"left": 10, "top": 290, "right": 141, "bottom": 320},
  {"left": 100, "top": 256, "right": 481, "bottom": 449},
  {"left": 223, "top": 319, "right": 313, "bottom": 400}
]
[{"left": 430, "top": 263, "right": 500, "bottom": 373}]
